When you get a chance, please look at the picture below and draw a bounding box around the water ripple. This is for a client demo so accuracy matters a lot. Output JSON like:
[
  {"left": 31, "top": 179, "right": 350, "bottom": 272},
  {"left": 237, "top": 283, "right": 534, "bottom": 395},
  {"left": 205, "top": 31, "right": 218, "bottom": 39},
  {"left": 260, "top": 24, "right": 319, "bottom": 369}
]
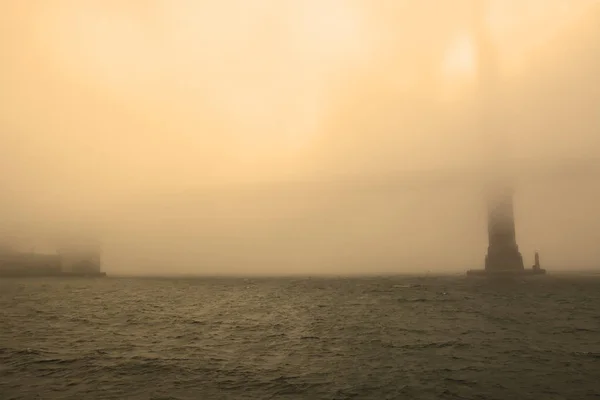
[{"left": 1, "top": 275, "right": 600, "bottom": 399}]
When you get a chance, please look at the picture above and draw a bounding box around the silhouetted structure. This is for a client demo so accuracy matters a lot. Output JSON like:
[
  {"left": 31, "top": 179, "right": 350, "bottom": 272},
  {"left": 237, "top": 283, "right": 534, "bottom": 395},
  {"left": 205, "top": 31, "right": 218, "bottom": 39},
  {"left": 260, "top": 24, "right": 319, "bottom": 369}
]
[
  {"left": 533, "top": 251, "right": 541, "bottom": 271},
  {"left": 58, "top": 248, "right": 103, "bottom": 275},
  {"left": 0, "top": 245, "right": 105, "bottom": 278},
  {"left": 484, "top": 184, "right": 524, "bottom": 272},
  {"left": 467, "top": 181, "right": 546, "bottom": 276},
  {"left": 466, "top": 0, "right": 545, "bottom": 277}
]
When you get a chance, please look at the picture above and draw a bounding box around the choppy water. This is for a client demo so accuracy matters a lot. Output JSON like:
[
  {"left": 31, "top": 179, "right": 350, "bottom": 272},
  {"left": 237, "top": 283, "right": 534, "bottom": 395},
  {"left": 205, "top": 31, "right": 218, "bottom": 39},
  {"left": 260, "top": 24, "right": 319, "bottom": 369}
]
[{"left": 1, "top": 274, "right": 600, "bottom": 400}]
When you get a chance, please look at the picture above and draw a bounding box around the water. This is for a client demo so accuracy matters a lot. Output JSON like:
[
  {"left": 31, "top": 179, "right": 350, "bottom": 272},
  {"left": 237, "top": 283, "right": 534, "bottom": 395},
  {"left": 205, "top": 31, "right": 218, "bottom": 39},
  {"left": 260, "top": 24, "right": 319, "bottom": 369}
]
[{"left": 1, "top": 274, "right": 599, "bottom": 400}]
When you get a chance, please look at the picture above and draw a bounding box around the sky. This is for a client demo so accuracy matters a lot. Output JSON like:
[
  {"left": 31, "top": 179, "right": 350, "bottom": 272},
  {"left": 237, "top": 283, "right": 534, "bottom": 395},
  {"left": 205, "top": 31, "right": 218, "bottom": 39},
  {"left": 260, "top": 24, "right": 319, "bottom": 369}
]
[{"left": 1, "top": 0, "right": 599, "bottom": 274}]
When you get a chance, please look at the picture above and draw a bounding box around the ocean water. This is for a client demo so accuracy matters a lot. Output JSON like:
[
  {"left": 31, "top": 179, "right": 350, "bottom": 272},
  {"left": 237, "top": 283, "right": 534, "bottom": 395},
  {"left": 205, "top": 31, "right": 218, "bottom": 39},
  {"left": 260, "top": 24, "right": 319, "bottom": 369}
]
[{"left": 1, "top": 274, "right": 599, "bottom": 400}]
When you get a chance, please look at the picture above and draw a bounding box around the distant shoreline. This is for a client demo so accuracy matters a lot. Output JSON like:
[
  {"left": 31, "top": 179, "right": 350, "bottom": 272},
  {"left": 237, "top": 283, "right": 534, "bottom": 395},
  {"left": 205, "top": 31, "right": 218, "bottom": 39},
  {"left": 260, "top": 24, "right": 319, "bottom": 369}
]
[{"left": 52, "top": 269, "right": 599, "bottom": 280}]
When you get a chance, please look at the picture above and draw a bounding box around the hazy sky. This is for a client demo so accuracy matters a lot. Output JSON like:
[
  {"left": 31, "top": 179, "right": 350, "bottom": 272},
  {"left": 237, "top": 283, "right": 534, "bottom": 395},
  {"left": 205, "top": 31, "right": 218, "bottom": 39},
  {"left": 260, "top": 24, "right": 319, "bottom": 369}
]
[{"left": 1, "top": 1, "right": 599, "bottom": 273}]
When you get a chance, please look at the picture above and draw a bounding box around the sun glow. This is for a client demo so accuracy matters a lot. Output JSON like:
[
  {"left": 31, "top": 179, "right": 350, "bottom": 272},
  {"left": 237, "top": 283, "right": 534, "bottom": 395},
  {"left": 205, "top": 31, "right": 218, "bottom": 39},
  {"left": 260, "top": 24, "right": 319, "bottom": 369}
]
[
  {"left": 441, "top": 34, "right": 476, "bottom": 80},
  {"left": 437, "top": 33, "right": 477, "bottom": 103},
  {"left": 11, "top": 0, "right": 597, "bottom": 184}
]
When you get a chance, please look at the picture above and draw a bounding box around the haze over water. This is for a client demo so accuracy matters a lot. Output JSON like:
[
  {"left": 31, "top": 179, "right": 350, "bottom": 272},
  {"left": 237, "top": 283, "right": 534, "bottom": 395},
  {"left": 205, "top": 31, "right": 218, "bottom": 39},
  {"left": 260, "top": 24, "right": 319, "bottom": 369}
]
[
  {"left": 1, "top": 0, "right": 599, "bottom": 275},
  {"left": 2, "top": 3, "right": 600, "bottom": 399}
]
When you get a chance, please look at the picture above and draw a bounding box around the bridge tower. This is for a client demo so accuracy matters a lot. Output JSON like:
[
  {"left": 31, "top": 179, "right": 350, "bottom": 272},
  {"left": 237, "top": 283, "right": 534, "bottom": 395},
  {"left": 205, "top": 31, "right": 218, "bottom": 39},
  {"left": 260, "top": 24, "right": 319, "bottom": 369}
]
[{"left": 471, "top": 0, "right": 526, "bottom": 274}]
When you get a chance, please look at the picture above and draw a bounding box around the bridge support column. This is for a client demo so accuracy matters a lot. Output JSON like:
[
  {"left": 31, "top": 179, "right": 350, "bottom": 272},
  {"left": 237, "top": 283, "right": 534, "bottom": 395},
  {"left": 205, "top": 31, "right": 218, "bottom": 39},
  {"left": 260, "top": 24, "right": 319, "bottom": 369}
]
[{"left": 484, "top": 184, "right": 524, "bottom": 272}]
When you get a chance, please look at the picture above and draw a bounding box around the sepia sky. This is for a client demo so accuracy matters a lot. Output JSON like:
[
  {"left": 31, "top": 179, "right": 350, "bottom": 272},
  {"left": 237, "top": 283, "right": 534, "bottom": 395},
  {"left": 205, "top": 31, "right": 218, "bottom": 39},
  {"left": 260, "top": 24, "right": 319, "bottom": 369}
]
[{"left": 1, "top": 1, "right": 599, "bottom": 274}]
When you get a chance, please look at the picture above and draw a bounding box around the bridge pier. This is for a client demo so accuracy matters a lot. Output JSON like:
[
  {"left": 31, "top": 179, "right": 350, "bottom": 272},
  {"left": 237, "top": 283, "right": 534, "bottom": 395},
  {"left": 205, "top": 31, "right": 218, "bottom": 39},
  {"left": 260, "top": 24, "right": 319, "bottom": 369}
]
[
  {"left": 466, "top": 0, "right": 545, "bottom": 277},
  {"left": 484, "top": 184, "right": 524, "bottom": 272}
]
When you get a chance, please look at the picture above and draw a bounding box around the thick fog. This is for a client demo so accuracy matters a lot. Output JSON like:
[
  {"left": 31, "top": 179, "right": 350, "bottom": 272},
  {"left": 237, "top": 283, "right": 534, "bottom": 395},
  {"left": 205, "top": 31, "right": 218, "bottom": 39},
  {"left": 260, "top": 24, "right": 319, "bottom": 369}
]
[{"left": 1, "top": 1, "right": 599, "bottom": 275}]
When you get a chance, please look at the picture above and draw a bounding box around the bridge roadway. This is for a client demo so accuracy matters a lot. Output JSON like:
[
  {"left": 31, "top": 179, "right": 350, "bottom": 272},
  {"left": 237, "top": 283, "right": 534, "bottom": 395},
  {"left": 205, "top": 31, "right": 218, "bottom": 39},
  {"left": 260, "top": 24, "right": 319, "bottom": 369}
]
[
  {"left": 162, "top": 157, "right": 600, "bottom": 196},
  {"left": 109, "top": 156, "right": 600, "bottom": 219}
]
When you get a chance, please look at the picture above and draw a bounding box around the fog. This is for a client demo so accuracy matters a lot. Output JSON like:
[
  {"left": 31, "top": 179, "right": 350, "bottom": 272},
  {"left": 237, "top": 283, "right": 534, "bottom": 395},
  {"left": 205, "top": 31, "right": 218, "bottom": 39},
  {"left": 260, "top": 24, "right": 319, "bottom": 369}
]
[{"left": 1, "top": 0, "right": 599, "bottom": 275}]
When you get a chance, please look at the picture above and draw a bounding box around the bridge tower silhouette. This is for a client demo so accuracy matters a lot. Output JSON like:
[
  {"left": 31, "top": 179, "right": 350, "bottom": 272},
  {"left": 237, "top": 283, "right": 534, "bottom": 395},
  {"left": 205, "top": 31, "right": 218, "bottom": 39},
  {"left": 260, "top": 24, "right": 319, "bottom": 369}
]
[{"left": 468, "top": 0, "right": 544, "bottom": 276}]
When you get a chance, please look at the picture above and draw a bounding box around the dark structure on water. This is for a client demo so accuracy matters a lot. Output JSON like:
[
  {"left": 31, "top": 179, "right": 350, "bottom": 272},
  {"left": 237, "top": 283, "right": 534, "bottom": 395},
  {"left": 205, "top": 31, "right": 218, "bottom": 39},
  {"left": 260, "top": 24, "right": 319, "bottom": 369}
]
[
  {"left": 0, "top": 246, "right": 106, "bottom": 278},
  {"left": 466, "top": 0, "right": 546, "bottom": 277},
  {"left": 467, "top": 183, "right": 546, "bottom": 277},
  {"left": 485, "top": 185, "right": 524, "bottom": 272}
]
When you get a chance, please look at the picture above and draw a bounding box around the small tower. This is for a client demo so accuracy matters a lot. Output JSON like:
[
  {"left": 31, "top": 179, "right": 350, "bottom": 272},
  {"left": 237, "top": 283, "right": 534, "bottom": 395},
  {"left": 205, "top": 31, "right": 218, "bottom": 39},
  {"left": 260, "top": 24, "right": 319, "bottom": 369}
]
[{"left": 533, "top": 250, "right": 541, "bottom": 270}]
